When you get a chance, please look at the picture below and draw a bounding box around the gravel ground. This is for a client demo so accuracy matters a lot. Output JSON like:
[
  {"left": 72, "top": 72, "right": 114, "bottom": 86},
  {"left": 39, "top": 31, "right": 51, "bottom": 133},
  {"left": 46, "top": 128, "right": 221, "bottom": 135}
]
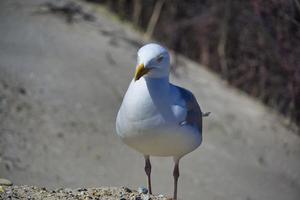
[{"left": 0, "top": 186, "right": 168, "bottom": 200}]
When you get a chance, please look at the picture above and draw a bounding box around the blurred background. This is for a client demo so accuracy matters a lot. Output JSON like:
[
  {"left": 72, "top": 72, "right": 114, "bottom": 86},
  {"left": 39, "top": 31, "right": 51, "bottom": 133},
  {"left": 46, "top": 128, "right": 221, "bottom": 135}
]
[
  {"left": 0, "top": 0, "right": 299, "bottom": 199},
  {"left": 98, "top": 0, "right": 300, "bottom": 127}
]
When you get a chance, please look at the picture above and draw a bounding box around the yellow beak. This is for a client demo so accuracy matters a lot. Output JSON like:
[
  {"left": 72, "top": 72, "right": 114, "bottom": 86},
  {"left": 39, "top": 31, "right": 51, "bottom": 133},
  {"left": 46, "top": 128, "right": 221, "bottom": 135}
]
[{"left": 134, "top": 64, "right": 150, "bottom": 81}]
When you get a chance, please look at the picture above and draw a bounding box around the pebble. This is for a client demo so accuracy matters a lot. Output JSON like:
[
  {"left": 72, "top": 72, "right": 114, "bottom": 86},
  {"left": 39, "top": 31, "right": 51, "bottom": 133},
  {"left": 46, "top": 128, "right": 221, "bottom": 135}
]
[
  {"left": 64, "top": 188, "right": 72, "bottom": 193},
  {"left": 18, "top": 87, "right": 26, "bottom": 95},
  {"left": 138, "top": 187, "right": 148, "bottom": 194},
  {"left": 123, "top": 187, "right": 132, "bottom": 193},
  {"left": 142, "top": 194, "right": 151, "bottom": 200},
  {"left": 0, "top": 179, "right": 13, "bottom": 186},
  {"left": 77, "top": 188, "right": 87, "bottom": 192}
]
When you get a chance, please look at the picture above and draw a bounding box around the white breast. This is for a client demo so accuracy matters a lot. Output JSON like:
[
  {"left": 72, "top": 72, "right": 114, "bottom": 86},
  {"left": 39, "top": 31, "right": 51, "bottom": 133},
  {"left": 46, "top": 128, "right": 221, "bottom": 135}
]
[{"left": 116, "top": 78, "right": 202, "bottom": 157}]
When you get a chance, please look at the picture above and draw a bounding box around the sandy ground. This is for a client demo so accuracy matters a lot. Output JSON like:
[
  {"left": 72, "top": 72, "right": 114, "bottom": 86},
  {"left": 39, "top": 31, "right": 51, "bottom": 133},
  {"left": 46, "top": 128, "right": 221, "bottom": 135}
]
[{"left": 0, "top": 0, "right": 300, "bottom": 199}]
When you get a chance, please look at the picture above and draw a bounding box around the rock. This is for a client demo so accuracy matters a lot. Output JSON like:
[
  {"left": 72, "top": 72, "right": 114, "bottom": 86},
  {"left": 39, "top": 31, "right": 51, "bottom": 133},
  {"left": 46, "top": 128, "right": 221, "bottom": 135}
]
[
  {"left": 0, "top": 179, "right": 12, "bottom": 186},
  {"left": 18, "top": 87, "right": 27, "bottom": 95},
  {"left": 77, "top": 188, "right": 87, "bottom": 192},
  {"left": 123, "top": 187, "right": 132, "bottom": 193},
  {"left": 138, "top": 187, "right": 148, "bottom": 194},
  {"left": 142, "top": 194, "right": 151, "bottom": 200}
]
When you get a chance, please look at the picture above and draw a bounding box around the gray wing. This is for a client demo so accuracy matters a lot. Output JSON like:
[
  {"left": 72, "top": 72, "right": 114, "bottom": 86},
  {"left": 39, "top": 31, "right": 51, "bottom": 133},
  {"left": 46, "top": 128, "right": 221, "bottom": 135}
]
[{"left": 174, "top": 85, "right": 202, "bottom": 133}]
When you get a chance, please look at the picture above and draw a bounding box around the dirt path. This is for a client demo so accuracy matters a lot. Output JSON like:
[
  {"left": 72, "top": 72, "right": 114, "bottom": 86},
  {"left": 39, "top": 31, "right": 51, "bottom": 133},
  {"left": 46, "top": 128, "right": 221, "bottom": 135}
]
[{"left": 0, "top": 0, "right": 299, "bottom": 200}]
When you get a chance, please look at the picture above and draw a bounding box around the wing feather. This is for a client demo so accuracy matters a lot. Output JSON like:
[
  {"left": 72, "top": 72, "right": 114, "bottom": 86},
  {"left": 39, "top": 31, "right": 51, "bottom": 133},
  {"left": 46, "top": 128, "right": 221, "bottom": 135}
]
[{"left": 171, "top": 85, "right": 202, "bottom": 133}]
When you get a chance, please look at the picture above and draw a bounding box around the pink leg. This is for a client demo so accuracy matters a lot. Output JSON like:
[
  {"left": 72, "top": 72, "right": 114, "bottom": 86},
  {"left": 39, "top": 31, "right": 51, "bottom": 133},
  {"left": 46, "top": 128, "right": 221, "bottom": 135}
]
[
  {"left": 173, "top": 159, "right": 180, "bottom": 200},
  {"left": 144, "top": 155, "right": 152, "bottom": 194}
]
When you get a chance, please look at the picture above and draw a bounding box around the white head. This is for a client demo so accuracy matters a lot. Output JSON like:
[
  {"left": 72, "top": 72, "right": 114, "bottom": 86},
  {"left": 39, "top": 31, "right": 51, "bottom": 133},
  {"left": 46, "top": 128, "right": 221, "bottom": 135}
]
[{"left": 134, "top": 43, "right": 170, "bottom": 81}]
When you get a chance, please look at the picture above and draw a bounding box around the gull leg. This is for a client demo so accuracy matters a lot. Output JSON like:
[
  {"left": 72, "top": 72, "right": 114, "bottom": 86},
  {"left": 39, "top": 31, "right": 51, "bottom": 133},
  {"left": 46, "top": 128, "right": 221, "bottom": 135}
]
[
  {"left": 173, "top": 159, "right": 180, "bottom": 200},
  {"left": 144, "top": 155, "right": 152, "bottom": 194}
]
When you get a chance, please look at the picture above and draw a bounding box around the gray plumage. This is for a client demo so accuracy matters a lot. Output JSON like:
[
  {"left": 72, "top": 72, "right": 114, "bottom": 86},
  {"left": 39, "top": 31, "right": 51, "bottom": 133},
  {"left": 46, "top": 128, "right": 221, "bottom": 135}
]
[{"left": 175, "top": 85, "right": 203, "bottom": 133}]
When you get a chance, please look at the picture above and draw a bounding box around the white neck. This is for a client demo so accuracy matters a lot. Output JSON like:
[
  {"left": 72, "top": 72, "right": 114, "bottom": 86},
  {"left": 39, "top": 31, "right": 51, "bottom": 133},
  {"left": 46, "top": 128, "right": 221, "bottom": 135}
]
[
  {"left": 143, "top": 76, "right": 171, "bottom": 108},
  {"left": 145, "top": 76, "right": 169, "bottom": 93},
  {"left": 125, "top": 76, "right": 173, "bottom": 121}
]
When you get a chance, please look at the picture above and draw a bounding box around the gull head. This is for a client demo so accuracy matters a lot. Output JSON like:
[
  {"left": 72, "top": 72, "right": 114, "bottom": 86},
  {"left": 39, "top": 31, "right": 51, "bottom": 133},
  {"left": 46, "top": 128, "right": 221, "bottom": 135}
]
[{"left": 134, "top": 43, "right": 170, "bottom": 81}]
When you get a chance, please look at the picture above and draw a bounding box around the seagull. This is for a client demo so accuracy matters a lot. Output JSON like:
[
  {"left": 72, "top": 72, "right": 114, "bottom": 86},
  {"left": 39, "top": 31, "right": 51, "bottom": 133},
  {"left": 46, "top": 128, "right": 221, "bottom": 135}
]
[{"left": 116, "top": 43, "right": 204, "bottom": 200}]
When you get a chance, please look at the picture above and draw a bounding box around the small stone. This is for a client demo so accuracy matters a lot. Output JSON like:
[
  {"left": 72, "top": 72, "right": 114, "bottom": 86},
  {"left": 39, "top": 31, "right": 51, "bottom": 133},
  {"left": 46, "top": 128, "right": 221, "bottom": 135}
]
[
  {"left": 0, "top": 179, "right": 12, "bottom": 186},
  {"left": 138, "top": 187, "right": 148, "bottom": 194},
  {"left": 57, "top": 132, "right": 64, "bottom": 138},
  {"left": 142, "top": 194, "right": 151, "bottom": 200},
  {"left": 0, "top": 186, "right": 4, "bottom": 193},
  {"left": 64, "top": 188, "right": 72, "bottom": 193},
  {"left": 18, "top": 87, "right": 26, "bottom": 95},
  {"left": 123, "top": 187, "right": 132, "bottom": 193},
  {"left": 77, "top": 188, "right": 87, "bottom": 192}
]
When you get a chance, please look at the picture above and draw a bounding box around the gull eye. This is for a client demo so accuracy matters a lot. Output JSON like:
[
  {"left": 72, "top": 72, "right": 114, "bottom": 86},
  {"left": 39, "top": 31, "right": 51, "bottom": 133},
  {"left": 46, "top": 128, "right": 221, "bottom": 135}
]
[{"left": 156, "top": 55, "right": 164, "bottom": 63}]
